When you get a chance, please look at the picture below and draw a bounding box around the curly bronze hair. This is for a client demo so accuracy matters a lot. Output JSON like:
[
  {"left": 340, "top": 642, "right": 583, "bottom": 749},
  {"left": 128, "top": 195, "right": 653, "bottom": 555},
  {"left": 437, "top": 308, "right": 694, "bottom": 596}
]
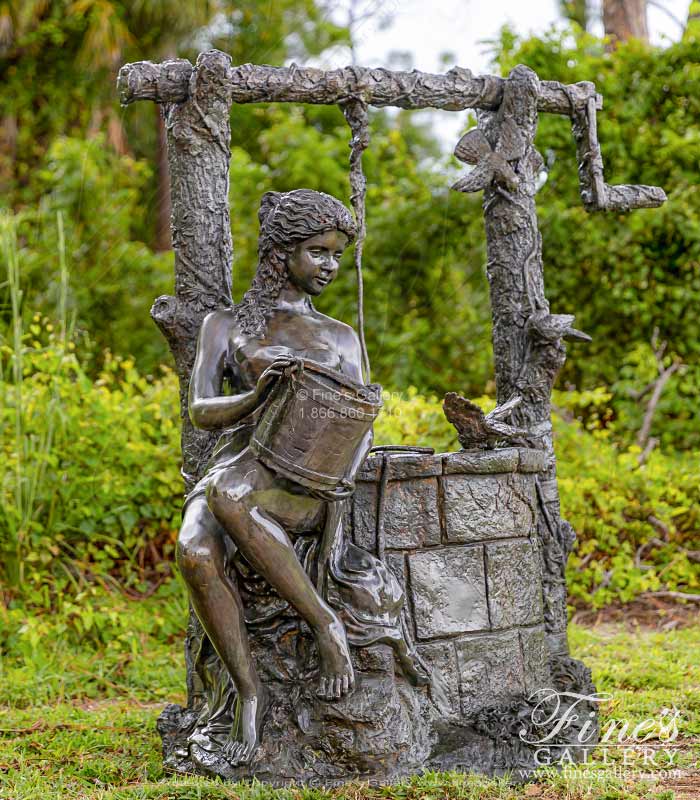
[{"left": 234, "top": 189, "right": 356, "bottom": 336}]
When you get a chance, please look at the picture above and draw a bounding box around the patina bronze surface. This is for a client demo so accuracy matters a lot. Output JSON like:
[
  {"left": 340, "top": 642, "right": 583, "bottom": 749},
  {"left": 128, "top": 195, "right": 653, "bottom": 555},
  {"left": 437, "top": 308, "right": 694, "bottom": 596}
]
[{"left": 251, "top": 359, "right": 382, "bottom": 494}]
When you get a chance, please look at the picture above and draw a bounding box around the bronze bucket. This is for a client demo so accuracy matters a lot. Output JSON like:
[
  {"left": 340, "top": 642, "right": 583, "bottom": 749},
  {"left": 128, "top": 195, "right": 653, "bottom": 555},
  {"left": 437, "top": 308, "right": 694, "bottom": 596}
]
[{"left": 251, "top": 360, "right": 382, "bottom": 492}]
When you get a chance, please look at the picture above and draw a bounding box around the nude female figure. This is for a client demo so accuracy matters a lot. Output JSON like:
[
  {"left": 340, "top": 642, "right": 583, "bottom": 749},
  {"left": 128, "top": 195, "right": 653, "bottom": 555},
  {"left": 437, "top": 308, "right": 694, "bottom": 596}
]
[{"left": 176, "top": 189, "right": 426, "bottom": 767}]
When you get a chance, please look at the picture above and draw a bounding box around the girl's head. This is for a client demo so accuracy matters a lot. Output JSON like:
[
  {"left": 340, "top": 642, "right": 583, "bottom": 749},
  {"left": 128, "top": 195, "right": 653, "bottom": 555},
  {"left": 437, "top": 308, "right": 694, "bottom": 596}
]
[{"left": 236, "top": 189, "right": 356, "bottom": 336}]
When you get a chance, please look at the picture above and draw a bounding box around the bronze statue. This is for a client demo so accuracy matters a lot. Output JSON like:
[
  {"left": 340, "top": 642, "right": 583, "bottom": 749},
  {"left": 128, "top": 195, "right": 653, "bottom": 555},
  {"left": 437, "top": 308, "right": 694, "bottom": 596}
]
[
  {"left": 176, "top": 189, "right": 426, "bottom": 767},
  {"left": 119, "top": 52, "right": 666, "bottom": 784}
]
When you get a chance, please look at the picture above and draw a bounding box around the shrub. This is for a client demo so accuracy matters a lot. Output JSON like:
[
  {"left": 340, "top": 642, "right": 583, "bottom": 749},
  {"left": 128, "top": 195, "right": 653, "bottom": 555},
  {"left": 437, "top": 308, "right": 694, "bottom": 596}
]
[
  {"left": 374, "top": 386, "right": 460, "bottom": 451},
  {"left": 0, "top": 138, "right": 174, "bottom": 373},
  {"left": 0, "top": 308, "right": 182, "bottom": 603},
  {"left": 553, "top": 406, "right": 699, "bottom": 608}
]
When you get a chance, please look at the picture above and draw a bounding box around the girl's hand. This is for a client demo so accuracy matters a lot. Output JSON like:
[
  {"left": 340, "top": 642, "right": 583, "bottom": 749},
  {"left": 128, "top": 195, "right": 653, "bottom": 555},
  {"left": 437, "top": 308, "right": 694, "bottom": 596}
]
[
  {"left": 270, "top": 354, "right": 304, "bottom": 376},
  {"left": 255, "top": 355, "right": 304, "bottom": 399}
]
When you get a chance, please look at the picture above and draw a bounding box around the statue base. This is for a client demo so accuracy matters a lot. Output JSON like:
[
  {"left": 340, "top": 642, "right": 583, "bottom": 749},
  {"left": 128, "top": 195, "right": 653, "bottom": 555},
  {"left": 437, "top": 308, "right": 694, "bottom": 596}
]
[
  {"left": 158, "top": 634, "right": 430, "bottom": 785},
  {"left": 158, "top": 641, "right": 596, "bottom": 785}
]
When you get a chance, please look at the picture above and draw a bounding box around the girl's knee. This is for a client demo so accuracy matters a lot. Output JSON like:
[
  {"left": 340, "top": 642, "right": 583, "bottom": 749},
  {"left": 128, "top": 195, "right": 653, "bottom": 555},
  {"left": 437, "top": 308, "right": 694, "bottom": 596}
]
[
  {"left": 177, "top": 518, "right": 223, "bottom": 581},
  {"left": 206, "top": 473, "right": 254, "bottom": 522}
]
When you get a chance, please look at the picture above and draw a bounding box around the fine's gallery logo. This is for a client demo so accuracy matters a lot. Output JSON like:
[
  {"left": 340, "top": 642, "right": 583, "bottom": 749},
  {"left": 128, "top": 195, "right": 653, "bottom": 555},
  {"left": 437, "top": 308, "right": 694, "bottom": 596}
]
[{"left": 520, "top": 689, "right": 681, "bottom": 769}]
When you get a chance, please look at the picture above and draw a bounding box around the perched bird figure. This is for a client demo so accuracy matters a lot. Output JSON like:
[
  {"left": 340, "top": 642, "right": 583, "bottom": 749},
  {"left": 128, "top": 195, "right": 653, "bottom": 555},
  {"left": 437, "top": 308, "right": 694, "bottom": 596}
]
[
  {"left": 527, "top": 311, "right": 591, "bottom": 345},
  {"left": 443, "top": 393, "right": 527, "bottom": 450},
  {"left": 450, "top": 119, "right": 526, "bottom": 195}
]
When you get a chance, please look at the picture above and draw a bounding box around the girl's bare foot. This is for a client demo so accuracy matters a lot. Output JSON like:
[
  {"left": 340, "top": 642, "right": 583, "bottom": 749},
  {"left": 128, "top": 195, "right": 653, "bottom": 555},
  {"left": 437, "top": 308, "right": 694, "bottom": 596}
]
[
  {"left": 228, "top": 684, "right": 269, "bottom": 763},
  {"left": 191, "top": 684, "right": 269, "bottom": 767},
  {"left": 315, "top": 616, "right": 355, "bottom": 700}
]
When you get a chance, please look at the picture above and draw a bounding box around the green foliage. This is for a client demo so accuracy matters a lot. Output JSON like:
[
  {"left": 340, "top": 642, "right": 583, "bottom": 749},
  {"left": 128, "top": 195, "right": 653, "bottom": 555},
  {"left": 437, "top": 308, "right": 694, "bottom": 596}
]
[
  {"left": 0, "top": 329, "right": 182, "bottom": 599},
  {"left": 0, "top": 0, "right": 348, "bottom": 202},
  {"left": 553, "top": 396, "right": 699, "bottom": 608},
  {"left": 1, "top": 139, "right": 173, "bottom": 370},
  {"left": 609, "top": 342, "right": 698, "bottom": 451},
  {"left": 0, "top": 2, "right": 98, "bottom": 195},
  {"left": 358, "top": 128, "right": 491, "bottom": 396},
  {"left": 374, "top": 387, "right": 460, "bottom": 451},
  {"left": 1, "top": 352, "right": 181, "bottom": 596}
]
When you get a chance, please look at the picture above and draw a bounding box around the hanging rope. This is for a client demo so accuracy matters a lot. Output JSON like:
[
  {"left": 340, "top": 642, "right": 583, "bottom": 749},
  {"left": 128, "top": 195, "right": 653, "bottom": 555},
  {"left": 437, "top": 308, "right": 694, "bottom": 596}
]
[{"left": 341, "top": 96, "right": 371, "bottom": 384}]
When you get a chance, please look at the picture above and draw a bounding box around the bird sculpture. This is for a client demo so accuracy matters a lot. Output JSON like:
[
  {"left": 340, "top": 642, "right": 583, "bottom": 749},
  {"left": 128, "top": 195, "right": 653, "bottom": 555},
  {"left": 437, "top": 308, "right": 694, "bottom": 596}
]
[
  {"left": 450, "top": 119, "right": 526, "bottom": 195},
  {"left": 527, "top": 311, "right": 591, "bottom": 345},
  {"left": 443, "top": 393, "right": 527, "bottom": 450}
]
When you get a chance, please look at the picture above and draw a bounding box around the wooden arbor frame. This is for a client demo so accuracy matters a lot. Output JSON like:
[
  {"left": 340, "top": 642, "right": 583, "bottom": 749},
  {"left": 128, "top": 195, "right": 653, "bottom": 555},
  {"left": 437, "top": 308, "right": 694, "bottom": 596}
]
[{"left": 118, "top": 51, "right": 666, "bottom": 667}]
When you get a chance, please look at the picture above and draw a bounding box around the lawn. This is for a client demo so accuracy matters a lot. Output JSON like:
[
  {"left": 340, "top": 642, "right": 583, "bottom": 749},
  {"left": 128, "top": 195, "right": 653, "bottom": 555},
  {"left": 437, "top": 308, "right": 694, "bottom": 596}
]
[{"left": 1, "top": 586, "right": 698, "bottom": 800}]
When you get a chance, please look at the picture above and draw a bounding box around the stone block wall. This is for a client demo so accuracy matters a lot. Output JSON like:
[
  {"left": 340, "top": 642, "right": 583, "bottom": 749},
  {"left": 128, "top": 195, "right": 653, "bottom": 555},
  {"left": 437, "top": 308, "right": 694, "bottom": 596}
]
[{"left": 351, "top": 447, "right": 550, "bottom": 718}]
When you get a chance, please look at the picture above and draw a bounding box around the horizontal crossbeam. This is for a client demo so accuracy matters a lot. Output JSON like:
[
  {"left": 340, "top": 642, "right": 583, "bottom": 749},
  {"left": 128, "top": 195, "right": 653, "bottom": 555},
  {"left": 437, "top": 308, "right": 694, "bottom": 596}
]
[{"left": 118, "top": 54, "right": 602, "bottom": 117}]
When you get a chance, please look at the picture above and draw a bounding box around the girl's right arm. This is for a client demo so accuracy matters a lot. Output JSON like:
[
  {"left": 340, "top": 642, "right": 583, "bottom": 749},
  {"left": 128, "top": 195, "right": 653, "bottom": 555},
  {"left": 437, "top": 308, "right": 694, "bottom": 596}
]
[
  {"left": 188, "top": 312, "right": 299, "bottom": 431},
  {"left": 188, "top": 312, "right": 261, "bottom": 431}
]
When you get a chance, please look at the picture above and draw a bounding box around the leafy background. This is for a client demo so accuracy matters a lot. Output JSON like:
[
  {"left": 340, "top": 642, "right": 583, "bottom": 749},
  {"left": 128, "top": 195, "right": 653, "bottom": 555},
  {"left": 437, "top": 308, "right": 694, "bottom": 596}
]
[{"left": 0, "top": 3, "right": 698, "bottom": 797}]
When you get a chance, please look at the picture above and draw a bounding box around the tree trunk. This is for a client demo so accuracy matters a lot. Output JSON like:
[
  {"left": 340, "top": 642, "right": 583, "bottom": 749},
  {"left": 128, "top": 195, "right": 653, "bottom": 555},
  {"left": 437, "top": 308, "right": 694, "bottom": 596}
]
[
  {"left": 603, "top": 0, "right": 648, "bottom": 42},
  {"left": 149, "top": 51, "right": 234, "bottom": 704},
  {"left": 477, "top": 65, "right": 582, "bottom": 657}
]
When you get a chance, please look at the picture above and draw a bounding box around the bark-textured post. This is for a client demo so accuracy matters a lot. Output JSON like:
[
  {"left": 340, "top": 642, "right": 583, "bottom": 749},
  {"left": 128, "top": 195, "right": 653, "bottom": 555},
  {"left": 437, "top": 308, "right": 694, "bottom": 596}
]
[
  {"left": 160, "top": 51, "right": 234, "bottom": 706},
  {"left": 121, "top": 50, "right": 235, "bottom": 704},
  {"left": 154, "top": 106, "right": 172, "bottom": 251},
  {"left": 150, "top": 50, "right": 234, "bottom": 487},
  {"left": 475, "top": 65, "right": 583, "bottom": 657}
]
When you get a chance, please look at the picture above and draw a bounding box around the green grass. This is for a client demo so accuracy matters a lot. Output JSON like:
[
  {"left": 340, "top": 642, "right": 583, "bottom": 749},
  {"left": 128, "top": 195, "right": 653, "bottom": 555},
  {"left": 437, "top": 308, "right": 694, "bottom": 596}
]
[
  {"left": 569, "top": 624, "right": 700, "bottom": 739},
  {"left": 1, "top": 588, "right": 698, "bottom": 800}
]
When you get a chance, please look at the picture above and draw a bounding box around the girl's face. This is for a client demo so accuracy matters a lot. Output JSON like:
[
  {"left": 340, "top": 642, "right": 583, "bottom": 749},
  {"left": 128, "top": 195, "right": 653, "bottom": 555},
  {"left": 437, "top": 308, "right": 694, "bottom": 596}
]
[{"left": 287, "top": 229, "right": 348, "bottom": 296}]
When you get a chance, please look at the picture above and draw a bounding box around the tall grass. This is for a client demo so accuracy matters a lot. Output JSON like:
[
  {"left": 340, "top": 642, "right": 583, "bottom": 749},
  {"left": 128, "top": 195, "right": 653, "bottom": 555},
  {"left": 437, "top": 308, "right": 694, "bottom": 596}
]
[
  {"left": 1, "top": 212, "right": 182, "bottom": 605},
  {"left": 1, "top": 211, "right": 73, "bottom": 589}
]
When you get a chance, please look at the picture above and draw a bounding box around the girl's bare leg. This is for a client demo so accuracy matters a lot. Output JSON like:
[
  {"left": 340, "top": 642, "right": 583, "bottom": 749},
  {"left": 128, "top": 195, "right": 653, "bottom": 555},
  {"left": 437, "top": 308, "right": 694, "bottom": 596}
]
[
  {"left": 177, "top": 496, "right": 268, "bottom": 763},
  {"left": 207, "top": 465, "right": 355, "bottom": 700}
]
